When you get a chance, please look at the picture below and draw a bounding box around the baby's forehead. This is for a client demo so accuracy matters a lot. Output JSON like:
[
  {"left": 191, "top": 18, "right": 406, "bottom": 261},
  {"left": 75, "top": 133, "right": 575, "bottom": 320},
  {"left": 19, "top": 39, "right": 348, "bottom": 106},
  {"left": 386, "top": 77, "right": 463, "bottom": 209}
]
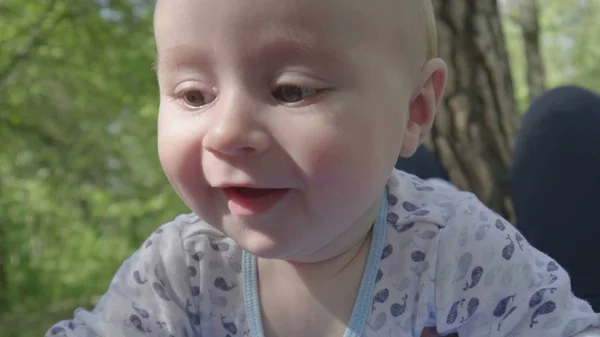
[{"left": 154, "top": 0, "right": 430, "bottom": 69}]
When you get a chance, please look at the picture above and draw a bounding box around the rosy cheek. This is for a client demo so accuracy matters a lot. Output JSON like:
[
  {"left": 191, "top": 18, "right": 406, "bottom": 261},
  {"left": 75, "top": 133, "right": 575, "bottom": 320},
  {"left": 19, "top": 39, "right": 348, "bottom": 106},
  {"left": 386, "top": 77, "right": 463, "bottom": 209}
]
[
  {"left": 158, "top": 111, "right": 206, "bottom": 197},
  {"left": 295, "top": 132, "right": 343, "bottom": 173},
  {"left": 294, "top": 132, "right": 362, "bottom": 195}
]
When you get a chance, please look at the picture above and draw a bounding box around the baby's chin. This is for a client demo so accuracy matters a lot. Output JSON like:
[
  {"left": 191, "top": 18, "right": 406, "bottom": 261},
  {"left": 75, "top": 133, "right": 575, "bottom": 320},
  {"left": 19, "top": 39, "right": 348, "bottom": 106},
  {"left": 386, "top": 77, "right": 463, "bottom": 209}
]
[
  {"left": 182, "top": 194, "right": 328, "bottom": 261},
  {"left": 214, "top": 215, "right": 365, "bottom": 265},
  {"left": 222, "top": 222, "right": 309, "bottom": 260}
]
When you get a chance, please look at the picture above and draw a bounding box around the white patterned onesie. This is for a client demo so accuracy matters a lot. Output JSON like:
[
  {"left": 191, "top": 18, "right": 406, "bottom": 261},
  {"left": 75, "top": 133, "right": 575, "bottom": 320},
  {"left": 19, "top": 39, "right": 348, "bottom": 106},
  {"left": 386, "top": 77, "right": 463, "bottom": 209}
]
[{"left": 45, "top": 170, "right": 600, "bottom": 337}]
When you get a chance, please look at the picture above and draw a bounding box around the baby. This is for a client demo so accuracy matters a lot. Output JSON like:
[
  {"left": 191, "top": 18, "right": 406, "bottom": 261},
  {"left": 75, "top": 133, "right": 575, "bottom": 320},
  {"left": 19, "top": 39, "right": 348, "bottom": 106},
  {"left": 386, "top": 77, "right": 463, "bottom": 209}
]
[{"left": 46, "top": 0, "right": 600, "bottom": 336}]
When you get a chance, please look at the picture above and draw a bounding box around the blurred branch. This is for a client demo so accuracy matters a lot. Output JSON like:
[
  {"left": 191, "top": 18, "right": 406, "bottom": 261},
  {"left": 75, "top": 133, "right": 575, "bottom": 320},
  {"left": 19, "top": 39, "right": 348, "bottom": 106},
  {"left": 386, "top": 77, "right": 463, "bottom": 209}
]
[
  {"left": 0, "top": 0, "right": 66, "bottom": 302},
  {"left": 0, "top": 115, "right": 66, "bottom": 147},
  {"left": 0, "top": 0, "right": 68, "bottom": 86},
  {"left": 518, "top": 0, "right": 546, "bottom": 101},
  {"left": 0, "top": 3, "right": 17, "bottom": 16}
]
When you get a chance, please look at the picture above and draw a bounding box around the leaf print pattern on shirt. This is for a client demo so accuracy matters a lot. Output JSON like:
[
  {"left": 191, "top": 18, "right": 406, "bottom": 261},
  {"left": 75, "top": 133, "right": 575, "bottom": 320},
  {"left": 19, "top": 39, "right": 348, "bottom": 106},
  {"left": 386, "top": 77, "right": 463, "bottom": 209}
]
[
  {"left": 190, "top": 251, "right": 204, "bottom": 262},
  {"left": 474, "top": 225, "right": 488, "bottom": 241},
  {"left": 433, "top": 192, "right": 600, "bottom": 336},
  {"left": 493, "top": 294, "right": 519, "bottom": 330},
  {"left": 460, "top": 297, "right": 479, "bottom": 323},
  {"left": 43, "top": 172, "right": 600, "bottom": 337},
  {"left": 392, "top": 222, "right": 415, "bottom": 233},
  {"left": 388, "top": 193, "right": 398, "bottom": 206},
  {"left": 547, "top": 261, "right": 559, "bottom": 272},
  {"left": 214, "top": 277, "right": 237, "bottom": 291},
  {"left": 390, "top": 294, "right": 409, "bottom": 317},
  {"left": 446, "top": 299, "right": 465, "bottom": 324},
  {"left": 529, "top": 287, "right": 557, "bottom": 308},
  {"left": 372, "top": 288, "right": 390, "bottom": 311},
  {"left": 403, "top": 201, "right": 419, "bottom": 212},
  {"left": 515, "top": 232, "right": 525, "bottom": 251},
  {"left": 221, "top": 315, "right": 237, "bottom": 335},
  {"left": 128, "top": 314, "right": 151, "bottom": 333},
  {"left": 417, "top": 230, "right": 437, "bottom": 240},
  {"left": 134, "top": 270, "right": 148, "bottom": 284},
  {"left": 387, "top": 212, "right": 399, "bottom": 225},
  {"left": 530, "top": 301, "right": 557, "bottom": 328},
  {"left": 132, "top": 302, "right": 150, "bottom": 319},
  {"left": 375, "top": 269, "right": 384, "bottom": 284},
  {"left": 185, "top": 300, "right": 201, "bottom": 325},
  {"left": 381, "top": 244, "right": 393, "bottom": 260},
  {"left": 411, "top": 250, "right": 426, "bottom": 262},
  {"left": 414, "top": 184, "right": 434, "bottom": 192},
  {"left": 494, "top": 295, "right": 516, "bottom": 317},
  {"left": 455, "top": 253, "right": 472, "bottom": 282},
  {"left": 209, "top": 238, "right": 230, "bottom": 252},
  {"left": 502, "top": 234, "right": 515, "bottom": 260},
  {"left": 495, "top": 218, "right": 506, "bottom": 231},
  {"left": 367, "top": 311, "right": 387, "bottom": 331},
  {"left": 463, "top": 266, "right": 483, "bottom": 291},
  {"left": 413, "top": 209, "right": 430, "bottom": 216}
]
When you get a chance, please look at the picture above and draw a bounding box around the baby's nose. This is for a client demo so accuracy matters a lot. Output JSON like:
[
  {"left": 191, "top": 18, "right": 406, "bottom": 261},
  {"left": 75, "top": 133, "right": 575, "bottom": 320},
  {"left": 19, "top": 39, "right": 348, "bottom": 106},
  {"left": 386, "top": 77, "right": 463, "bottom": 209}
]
[{"left": 202, "top": 99, "right": 270, "bottom": 157}]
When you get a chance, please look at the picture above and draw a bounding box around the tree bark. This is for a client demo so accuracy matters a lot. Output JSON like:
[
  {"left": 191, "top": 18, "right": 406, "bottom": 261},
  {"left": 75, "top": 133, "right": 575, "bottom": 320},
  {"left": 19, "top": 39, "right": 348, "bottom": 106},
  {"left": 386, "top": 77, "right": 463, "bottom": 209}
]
[
  {"left": 518, "top": 0, "right": 546, "bottom": 102},
  {"left": 429, "top": 0, "right": 520, "bottom": 222}
]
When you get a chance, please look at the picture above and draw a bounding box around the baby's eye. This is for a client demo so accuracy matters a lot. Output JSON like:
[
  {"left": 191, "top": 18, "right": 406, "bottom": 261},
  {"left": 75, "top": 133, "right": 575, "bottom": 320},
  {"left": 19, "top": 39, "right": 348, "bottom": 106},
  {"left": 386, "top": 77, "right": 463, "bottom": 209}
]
[
  {"left": 272, "top": 85, "right": 318, "bottom": 104},
  {"left": 180, "top": 90, "right": 215, "bottom": 109}
]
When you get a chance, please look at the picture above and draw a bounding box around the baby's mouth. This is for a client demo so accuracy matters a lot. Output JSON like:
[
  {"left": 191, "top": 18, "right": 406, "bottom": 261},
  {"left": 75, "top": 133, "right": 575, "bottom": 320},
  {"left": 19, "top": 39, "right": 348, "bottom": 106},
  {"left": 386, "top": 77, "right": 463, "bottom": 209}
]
[
  {"left": 227, "top": 187, "right": 282, "bottom": 198},
  {"left": 222, "top": 187, "right": 290, "bottom": 216}
]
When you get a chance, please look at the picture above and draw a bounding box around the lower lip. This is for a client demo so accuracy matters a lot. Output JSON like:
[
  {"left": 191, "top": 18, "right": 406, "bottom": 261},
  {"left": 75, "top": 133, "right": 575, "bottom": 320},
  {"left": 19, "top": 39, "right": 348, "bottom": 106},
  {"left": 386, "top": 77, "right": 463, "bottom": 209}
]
[{"left": 223, "top": 188, "right": 290, "bottom": 216}]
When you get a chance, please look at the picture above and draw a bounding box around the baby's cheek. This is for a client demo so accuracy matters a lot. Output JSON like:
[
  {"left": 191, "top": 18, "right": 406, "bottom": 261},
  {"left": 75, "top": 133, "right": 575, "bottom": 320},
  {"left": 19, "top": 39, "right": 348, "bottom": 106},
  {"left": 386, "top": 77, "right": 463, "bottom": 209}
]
[
  {"left": 298, "top": 132, "right": 382, "bottom": 210},
  {"left": 157, "top": 115, "right": 206, "bottom": 197},
  {"left": 298, "top": 132, "right": 360, "bottom": 180},
  {"left": 158, "top": 132, "right": 191, "bottom": 178}
]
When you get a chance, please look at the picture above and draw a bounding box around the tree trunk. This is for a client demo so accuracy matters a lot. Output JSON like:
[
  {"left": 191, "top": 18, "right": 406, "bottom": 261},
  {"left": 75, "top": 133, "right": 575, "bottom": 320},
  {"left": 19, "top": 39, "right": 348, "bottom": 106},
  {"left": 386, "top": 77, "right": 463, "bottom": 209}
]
[
  {"left": 518, "top": 0, "right": 546, "bottom": 102},
  {"left": 429, "top": 0, "right": 520, "bottom": 222}
]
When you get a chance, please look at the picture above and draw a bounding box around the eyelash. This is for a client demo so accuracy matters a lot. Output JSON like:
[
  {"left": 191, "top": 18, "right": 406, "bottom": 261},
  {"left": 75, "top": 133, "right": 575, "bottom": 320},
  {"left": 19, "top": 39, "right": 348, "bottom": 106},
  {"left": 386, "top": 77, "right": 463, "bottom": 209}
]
[
  {"left": 175, "top": 90, "right": 216, "bottom": 110},
  {"left": 173, "top": 83, "right": 326, "bottom": 110},
  {"left": 271, "top": 84, "right": 324, "bottom": 105}
]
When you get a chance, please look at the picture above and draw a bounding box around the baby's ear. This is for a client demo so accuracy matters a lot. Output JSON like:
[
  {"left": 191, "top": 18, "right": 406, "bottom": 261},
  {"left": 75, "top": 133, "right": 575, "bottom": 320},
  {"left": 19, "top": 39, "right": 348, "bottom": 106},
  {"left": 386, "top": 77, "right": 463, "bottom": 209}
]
[{"left": 400, "top": 58, "right": 447, "bottom": 158}]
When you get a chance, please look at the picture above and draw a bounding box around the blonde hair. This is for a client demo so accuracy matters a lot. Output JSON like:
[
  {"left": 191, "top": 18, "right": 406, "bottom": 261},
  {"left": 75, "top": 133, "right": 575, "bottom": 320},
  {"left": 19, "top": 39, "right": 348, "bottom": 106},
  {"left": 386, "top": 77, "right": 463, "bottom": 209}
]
[{"left": 420, "top": 0, "right": 438, "bottom": 59}]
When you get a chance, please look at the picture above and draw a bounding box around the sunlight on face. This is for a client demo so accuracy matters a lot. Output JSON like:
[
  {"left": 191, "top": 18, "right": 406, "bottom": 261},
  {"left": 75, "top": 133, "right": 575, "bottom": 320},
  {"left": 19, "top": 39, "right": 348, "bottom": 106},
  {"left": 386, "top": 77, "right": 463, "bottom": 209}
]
[{"left": 153, "top": 0, "right": 425, "bottom": 262}]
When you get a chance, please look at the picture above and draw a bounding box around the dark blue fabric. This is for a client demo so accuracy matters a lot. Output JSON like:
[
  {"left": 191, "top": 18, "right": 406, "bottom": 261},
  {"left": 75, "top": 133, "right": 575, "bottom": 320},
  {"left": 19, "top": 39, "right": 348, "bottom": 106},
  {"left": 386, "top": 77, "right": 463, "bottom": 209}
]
[
  {"left": 511, "top": 86, "right": 600, "bottom": 311},
  {"left": 394, "top": 145, "right": 449, "bottom": 181}
]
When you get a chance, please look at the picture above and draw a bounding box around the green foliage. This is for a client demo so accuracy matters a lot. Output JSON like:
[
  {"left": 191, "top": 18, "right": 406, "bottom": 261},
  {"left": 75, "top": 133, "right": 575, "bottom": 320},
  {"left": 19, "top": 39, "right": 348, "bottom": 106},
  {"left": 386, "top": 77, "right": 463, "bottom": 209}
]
[
  {"left": 502, "top": 0, "right": 600, "bottom": 112},
  {"left": 2, "top": 0, "right": 600, "bottom": 336},
  {"left": 0, "top": 0, "right": 186, "bottom": 335}
]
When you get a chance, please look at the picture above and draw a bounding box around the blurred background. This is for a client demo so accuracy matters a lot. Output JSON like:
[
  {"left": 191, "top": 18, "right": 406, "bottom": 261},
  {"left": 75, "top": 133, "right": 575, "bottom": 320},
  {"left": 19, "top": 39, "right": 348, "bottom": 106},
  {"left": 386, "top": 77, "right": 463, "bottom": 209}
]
[{"left": 1, "top": 0, "right": 599, "bottom": 335}]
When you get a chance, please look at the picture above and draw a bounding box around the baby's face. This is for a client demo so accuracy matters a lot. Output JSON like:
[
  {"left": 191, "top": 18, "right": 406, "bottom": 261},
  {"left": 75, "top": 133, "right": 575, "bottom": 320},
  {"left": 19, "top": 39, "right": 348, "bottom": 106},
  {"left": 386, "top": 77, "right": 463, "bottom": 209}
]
[{"left": 155, "top": 0, "right": 426, "bottom": 261}]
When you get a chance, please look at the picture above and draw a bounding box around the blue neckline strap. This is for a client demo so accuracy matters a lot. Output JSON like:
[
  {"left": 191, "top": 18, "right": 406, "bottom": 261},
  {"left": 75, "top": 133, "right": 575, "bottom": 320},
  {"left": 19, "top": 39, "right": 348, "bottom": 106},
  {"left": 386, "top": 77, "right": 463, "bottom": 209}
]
[{"left": 243, "top": 190, "right": 389, "bottom": 337}]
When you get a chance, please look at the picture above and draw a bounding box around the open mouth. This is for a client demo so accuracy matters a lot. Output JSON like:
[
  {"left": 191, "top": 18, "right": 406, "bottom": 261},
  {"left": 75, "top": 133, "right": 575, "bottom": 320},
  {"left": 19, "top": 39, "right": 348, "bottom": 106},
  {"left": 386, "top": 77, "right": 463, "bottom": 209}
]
[
  {"left": 228, "top": 187, "right": 281, "bottom": 198},
  {"left": 223, "top": 187, "right": 290, "bottom": 216}
]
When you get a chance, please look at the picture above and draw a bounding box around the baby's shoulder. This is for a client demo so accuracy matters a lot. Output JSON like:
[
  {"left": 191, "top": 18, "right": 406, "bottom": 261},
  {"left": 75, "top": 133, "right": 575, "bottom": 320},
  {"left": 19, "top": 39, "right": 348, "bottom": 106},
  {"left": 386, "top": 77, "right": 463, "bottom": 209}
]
[
  {"left": 388, "top": 170, "right": 491, "bottom": 232},
  {"left": 388, "top": 170, "right": 513, "bottom": 256}
]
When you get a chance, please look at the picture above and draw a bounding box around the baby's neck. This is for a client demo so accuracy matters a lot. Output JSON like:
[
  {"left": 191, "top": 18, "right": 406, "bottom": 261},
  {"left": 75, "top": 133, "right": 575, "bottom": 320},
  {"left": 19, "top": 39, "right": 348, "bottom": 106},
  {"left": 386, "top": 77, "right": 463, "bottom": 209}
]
[
  {"left": 254, "top": 196, "right": 381, "bottom": 337},
  {"left": 256, "top": 230, "right": 373, "bottom": 337},
  {"left": 260, "top": 227, "right": 373, "bottom": 284}
]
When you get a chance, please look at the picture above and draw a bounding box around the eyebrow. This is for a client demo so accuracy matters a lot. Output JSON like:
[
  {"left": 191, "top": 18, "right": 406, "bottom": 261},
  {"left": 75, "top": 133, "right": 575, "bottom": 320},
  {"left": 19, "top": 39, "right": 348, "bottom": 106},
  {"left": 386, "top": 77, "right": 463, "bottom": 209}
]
[
  {"left": 153, "top": 36, "right": 351, "bottom": 79},
  {"left": 153, "top": 45, "right": 213, "bottom": 74},
  {"left": 258, "top": 37, "right": 345, "bottom": 66}
]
